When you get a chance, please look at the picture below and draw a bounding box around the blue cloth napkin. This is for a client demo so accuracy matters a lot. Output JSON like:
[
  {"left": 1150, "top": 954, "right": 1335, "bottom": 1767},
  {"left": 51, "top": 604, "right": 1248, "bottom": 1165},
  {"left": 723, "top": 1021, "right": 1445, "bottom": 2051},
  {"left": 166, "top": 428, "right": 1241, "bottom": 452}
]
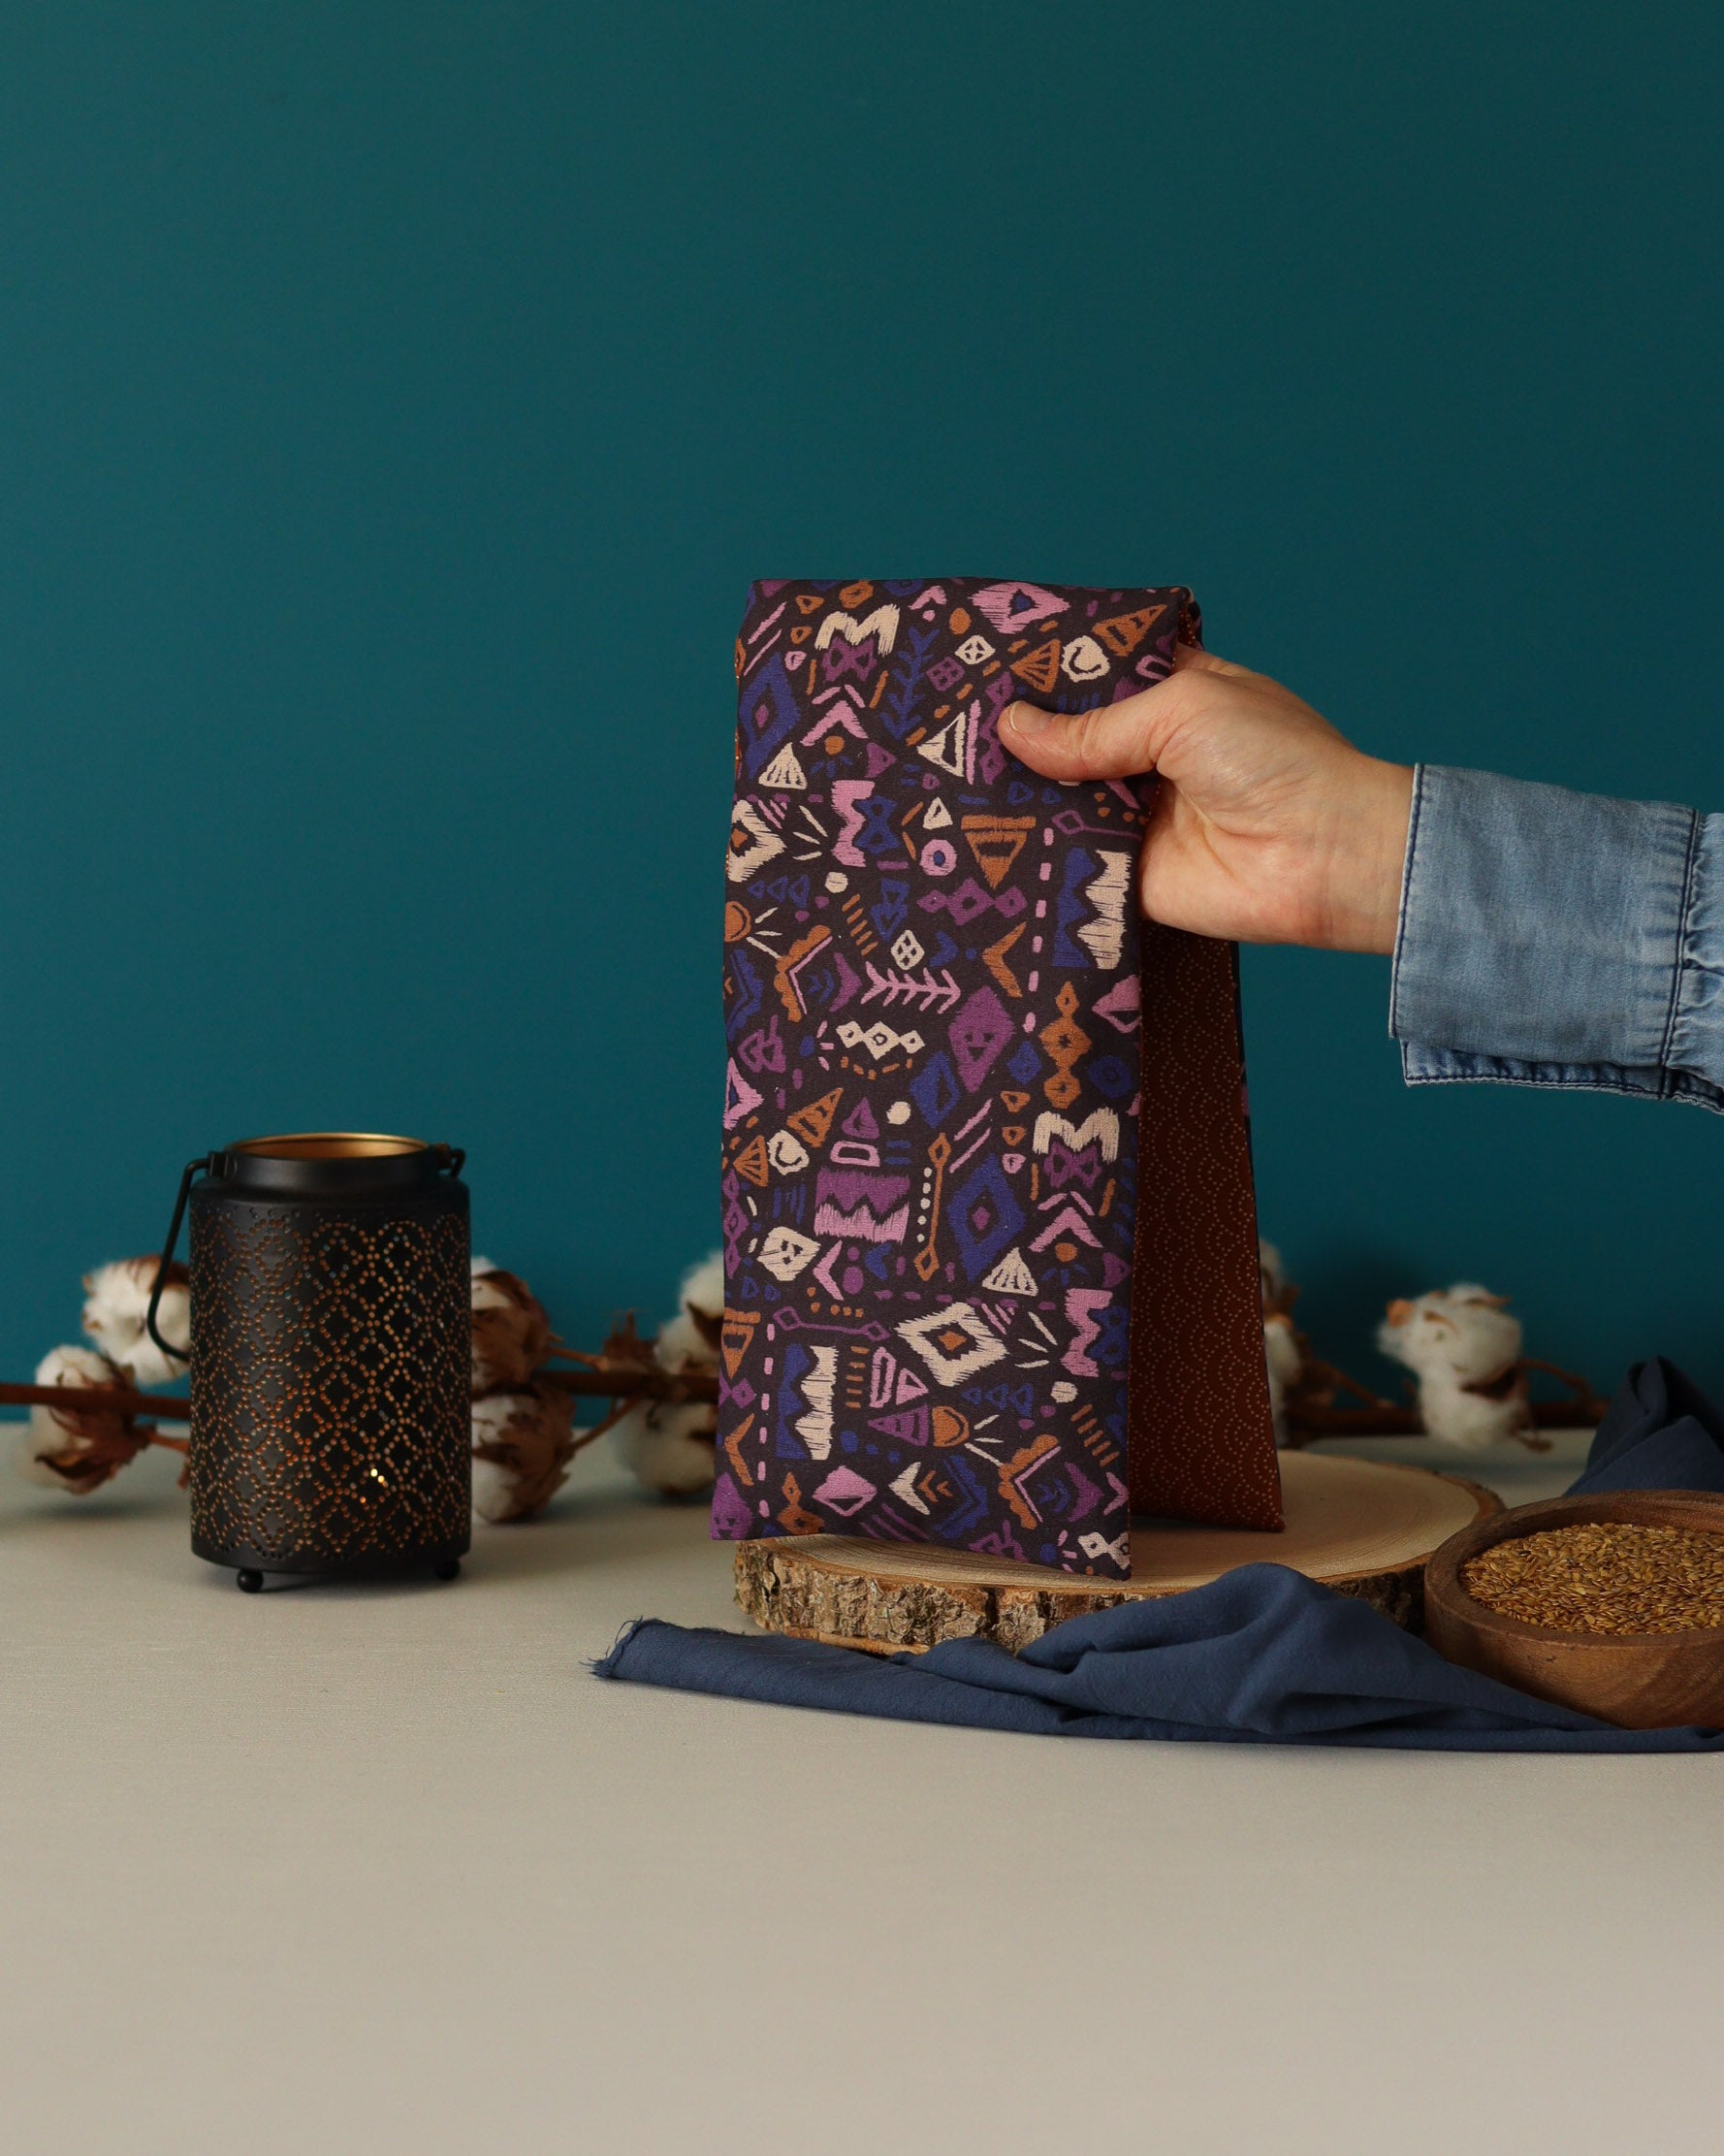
[
  {"left": 593, "top": 1358, "right": 1724, "bottom": 1751},
  {"left": 1568, "top": 1357, "right": 1724, "bottom": 1497}
]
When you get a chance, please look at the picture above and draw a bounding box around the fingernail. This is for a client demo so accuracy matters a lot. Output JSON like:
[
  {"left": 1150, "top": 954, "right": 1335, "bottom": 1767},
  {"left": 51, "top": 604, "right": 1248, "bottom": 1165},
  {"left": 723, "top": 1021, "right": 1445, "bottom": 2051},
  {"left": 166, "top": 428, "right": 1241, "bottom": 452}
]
[{"left": 1005, "top": 701, "right": 1050, "bottom": 737}]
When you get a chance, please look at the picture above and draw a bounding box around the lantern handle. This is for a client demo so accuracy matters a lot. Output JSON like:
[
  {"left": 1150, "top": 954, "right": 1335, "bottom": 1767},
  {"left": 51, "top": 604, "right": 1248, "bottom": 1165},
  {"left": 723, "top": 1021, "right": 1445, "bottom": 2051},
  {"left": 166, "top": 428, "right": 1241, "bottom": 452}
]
[
  {"left": 434, "top": 1143, "right": 466, "bottom": 1178},
  {"left": 146, "top": 1154, "right": 218, "bottom": 1364}
]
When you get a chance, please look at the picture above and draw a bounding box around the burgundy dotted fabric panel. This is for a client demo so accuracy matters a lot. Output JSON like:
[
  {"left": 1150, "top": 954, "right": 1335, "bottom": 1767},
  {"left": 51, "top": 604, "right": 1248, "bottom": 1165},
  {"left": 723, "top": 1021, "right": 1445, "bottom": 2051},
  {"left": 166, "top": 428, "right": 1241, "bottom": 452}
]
[{"left": 1130, "top": 927, "right": 1283, "bottom": 1530}]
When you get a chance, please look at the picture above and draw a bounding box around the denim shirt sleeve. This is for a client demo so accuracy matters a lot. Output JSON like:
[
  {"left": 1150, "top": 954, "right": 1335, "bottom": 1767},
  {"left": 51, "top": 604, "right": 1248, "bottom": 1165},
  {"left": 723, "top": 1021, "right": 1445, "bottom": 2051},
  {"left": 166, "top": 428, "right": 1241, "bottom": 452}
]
[{"left": 1389, "top": 764, "right": 1724, "bottom": 1112}]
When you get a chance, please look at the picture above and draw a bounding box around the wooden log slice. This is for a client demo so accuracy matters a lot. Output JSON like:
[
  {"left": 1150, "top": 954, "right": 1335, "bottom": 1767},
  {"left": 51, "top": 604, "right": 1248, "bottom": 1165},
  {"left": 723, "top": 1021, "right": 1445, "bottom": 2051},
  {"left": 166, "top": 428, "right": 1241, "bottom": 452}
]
[{"left": 734, "top": 1451, "right": 1501, "bottom": 1654}]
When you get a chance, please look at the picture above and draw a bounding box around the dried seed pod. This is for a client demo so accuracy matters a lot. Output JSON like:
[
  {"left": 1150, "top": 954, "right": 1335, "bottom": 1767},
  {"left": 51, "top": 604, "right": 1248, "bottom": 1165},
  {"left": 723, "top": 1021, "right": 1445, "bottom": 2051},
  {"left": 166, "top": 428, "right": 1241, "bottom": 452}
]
[
  {"left": 81, "top": 1256, "right": 191, "bottom": 1386},
  {"left": 470, "top": 1384, "right": 577, "bottom": 1524},
  {"left": 470, "top": 1262, "right": 553, "bottom": 1394},
  {"left": 18, "top": 1344, "right": 151, "bottom": 1496}
]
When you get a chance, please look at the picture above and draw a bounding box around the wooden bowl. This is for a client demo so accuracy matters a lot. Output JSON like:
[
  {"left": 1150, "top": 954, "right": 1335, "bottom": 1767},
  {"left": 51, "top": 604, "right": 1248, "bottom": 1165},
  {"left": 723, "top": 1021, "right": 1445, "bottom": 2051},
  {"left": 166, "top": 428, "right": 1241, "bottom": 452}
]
[{"left": 1424, "top": 1490, "right": 1724, "bottom": 1728}]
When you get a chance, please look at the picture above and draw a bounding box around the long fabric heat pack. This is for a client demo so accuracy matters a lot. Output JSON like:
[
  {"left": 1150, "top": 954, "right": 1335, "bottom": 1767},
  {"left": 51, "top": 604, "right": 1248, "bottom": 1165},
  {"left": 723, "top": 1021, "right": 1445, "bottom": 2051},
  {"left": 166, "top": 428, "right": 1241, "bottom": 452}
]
[{"left": 718, "top": 579, "right": 1280, "bottom": 1580}]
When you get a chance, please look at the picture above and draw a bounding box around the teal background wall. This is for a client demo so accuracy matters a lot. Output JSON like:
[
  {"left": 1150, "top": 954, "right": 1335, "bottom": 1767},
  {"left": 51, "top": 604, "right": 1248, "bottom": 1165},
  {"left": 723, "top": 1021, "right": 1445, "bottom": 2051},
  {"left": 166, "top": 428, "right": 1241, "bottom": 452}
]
[{"left": 4, "top": 1, "right": 1723, "bottom": 1401}]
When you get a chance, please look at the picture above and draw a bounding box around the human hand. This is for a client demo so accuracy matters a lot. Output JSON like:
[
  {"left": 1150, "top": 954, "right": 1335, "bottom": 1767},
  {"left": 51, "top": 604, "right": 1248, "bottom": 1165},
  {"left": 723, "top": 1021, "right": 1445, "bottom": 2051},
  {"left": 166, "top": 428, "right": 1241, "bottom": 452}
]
[{"left": 1002, "top": 646, "right": 1413, "bottom": 952}]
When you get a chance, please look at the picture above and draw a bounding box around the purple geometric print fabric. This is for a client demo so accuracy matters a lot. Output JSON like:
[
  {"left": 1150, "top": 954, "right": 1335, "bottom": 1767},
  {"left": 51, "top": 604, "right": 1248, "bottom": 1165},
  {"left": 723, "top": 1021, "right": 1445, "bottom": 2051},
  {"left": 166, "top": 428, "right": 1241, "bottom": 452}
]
[{"left": 718, "top": 578, "right": 1197, "bottom": 1581}]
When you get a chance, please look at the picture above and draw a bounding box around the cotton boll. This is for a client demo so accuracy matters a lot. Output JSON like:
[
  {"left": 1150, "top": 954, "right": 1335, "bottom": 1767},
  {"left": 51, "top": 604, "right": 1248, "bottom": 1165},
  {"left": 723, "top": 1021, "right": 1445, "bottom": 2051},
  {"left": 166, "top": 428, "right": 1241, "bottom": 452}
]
[
  {"left": 1377, "top": 1284, "right": 1529, "bottom": 1450},
  {"left": 81, "top": 1257, "right": 190, "bottom": 1386},
  {"left": 18, "top": 1344, "right": 148, "bottom": 1496},
  {"left": 1263, "top": 1311, "right": 1302, "bottom": 1442},
  {"left": 470, "top": 1386, "right": 577, "bottom": 1523},
  {"left": 654, "top": 1250, "right": 724, "bottom": 1374},
  {"left": 1410, "top": 1381, "right": 1528, "bottom": 1452},
  {"left": 615, "top": 1252, "right": 722, "bottom": 1496},
  {"left": 470, "top": 1450, "right": 519, "bottom": 1527},
  {"left": 1258, "top": 1240, "right": 1302, "bottom": 1440},
  {"left": 678, "top": 1248, "right": 724, "bottom": 1323},
  {"left": 1377, "top": 1283, "right": 1523, "bottom": 1385},
  {"left": 653, "top": 1312, "right": 708, "bottom": 1375},
  {"left": 470, "top": 1268, "right": 554, "bottom": 1393},
  {"left": 613, "top": 1399, "right": 718, "bottom": 1497}
]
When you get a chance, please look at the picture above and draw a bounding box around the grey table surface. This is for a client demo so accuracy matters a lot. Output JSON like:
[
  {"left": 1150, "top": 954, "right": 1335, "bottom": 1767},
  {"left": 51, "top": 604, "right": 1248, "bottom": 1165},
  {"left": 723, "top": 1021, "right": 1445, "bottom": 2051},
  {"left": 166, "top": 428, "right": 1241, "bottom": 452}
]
[{"left": 0, "top": 1424, "right": 1716, "bottom": 2156}]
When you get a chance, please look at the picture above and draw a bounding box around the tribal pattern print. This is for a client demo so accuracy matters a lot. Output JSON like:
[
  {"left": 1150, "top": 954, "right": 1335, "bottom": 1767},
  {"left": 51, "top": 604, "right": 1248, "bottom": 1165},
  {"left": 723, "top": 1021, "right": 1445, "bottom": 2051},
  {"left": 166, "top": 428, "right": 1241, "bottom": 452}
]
[{"left": 717, "top": 578, "right": 1198, "bottom": 1579}]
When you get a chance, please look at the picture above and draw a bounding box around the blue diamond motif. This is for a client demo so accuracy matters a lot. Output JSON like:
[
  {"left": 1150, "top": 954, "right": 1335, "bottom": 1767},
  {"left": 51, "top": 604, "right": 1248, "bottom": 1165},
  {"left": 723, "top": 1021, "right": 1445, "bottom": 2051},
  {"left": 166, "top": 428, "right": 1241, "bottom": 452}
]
[
  {"left": 949, "top": 1157, "right": 1026, "bottom": 1281},
  {"left": 909, "top": 1049, "right": 961, "bottom": 1129}
]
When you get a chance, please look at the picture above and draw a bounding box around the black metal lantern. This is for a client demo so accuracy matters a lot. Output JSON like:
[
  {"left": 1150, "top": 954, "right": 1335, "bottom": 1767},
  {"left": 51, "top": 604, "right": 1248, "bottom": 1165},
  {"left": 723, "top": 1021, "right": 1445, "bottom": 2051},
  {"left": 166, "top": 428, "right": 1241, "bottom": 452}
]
[{"left": 147, "top": 1135, "right": 471, "bottom": 1591}]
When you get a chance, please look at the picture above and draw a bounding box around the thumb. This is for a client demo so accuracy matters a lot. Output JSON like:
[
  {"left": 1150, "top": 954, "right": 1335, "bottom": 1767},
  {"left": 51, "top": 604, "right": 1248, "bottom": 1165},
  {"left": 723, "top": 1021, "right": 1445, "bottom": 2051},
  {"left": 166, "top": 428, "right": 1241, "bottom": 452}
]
[{"left": 1002, "top": 643, "right": 1221, "bottom": 782}]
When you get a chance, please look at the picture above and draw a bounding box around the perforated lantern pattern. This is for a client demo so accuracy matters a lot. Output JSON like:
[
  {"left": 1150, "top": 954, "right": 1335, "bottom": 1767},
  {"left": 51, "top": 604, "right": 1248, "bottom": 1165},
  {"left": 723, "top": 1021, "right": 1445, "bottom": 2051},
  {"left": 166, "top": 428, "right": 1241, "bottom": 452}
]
[{"left": 189, "top": 1206, "right": 470, "bottom": 1569}]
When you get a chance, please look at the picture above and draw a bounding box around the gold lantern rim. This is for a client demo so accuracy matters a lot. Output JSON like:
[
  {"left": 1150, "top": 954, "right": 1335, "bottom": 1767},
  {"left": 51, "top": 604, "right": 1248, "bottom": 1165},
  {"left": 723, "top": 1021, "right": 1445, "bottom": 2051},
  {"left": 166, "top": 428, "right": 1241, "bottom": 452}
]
[{"left": 229, "top": 1132, "right": 431, "bottom": 1162}]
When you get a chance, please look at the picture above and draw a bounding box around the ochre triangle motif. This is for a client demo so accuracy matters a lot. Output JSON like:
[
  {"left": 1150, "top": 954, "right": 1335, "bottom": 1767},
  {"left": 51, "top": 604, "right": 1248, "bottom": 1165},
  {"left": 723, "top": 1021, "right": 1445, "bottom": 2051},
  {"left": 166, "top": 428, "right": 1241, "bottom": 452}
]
[
  {"left": 960, "top": 815, "right": 1035, "bottom": 890},
  {"left": 733, "top": 1133, "right": 770, "bottom": 1187},
  {"left": 786, "top": 1086, "right": 844, "bottom": 1148},
  {"left": 1095, "top": 604, "right": 1164, "bottom": 658},
  {"left": 719, "top": 1309, "right": 760, "bottom": 1379},
  {"left": 1009, "top": 638, "right": 1062, "bottom": 694}
]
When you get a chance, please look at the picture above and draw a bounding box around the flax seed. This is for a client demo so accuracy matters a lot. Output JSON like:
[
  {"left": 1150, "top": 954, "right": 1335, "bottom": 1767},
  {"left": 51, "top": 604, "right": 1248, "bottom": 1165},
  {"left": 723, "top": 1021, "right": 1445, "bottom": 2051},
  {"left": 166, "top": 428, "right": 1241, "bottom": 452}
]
[{"left": 1460, "top": 1522, "right": 1724, "bottom": 1635}]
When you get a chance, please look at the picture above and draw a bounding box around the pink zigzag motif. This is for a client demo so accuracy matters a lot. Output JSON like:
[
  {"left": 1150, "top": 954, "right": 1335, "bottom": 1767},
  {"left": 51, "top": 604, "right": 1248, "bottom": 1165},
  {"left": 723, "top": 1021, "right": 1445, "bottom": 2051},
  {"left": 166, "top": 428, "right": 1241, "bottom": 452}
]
[
  {"left": 831, "top": 778, "right": 875, "bottom": 867},
  {"left": 1062, "top": 1287, "right": 1111, "bottom": 1377}
]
